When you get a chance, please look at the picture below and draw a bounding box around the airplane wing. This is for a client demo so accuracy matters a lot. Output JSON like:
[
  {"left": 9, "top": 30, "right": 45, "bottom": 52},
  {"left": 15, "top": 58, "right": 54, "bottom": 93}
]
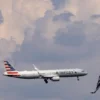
[
  {"left": 32, "top": 64, "right": 60, "bottom": 82},
  {"left": 32, "top": 64, "right": 58, "bottom": 78}
]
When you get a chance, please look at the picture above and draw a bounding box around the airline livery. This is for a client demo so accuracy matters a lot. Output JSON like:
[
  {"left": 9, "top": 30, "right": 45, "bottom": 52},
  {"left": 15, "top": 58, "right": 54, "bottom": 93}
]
[{"left": 3, "top": 61, "right": 88, "bottom": 84}]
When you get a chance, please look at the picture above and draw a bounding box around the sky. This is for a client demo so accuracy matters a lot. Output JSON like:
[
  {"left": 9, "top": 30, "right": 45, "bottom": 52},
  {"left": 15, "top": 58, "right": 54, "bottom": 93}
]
[{"left": 0, "top": 0, "right": 100, "bottom": 100}]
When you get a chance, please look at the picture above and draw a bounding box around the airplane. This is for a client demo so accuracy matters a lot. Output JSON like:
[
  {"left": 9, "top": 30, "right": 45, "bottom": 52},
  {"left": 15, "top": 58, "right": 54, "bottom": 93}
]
[{"left": 3, "top": 61, "right": 88, "bottom": 84}]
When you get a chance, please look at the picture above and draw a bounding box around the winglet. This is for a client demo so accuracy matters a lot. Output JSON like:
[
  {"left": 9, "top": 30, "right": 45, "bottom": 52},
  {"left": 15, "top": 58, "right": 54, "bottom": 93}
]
[
  {"left": 91, "top": 75, "right": 100, "bottom": 94},
  {"left": 33, "top": 64, "right": 39, "bottom": 71}
]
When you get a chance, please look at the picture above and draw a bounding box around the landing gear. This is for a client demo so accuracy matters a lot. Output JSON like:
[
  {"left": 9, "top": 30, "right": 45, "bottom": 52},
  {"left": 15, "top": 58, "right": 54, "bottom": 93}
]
[
  {"left": 77, "top": 77, "right": 79, "bottom": 81},
  {"left": 44, "top": 79, "right": 48, "bottom": 84}
]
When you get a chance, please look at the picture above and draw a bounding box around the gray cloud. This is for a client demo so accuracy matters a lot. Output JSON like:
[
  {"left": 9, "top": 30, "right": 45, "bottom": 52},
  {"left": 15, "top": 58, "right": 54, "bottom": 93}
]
[
  {"left": 53, "top": 12, "right": 74, "bottom": 22},
  {"left": 0, "top": 38, "right": 17, "bottom": 61},
  {"left": 54, "top": 22, "right": 85, "bottom": 46},
  {"left": 12, "top": 19, "right": 100, "bottom": 64},
  {"left": 91, "top": 14, "right": 100, "bottom": 19},
  {"left": 51, "top": 0, "right": 67, "bottom": 10},
  {"left": 1, "top": 0, "right": 100, "bottom": 100},
  {"left": 12, "top": 33, "right": 67, "bottom": 63},
  {"left": 0, "top": 10, "right": 3, "bottom": 24}
]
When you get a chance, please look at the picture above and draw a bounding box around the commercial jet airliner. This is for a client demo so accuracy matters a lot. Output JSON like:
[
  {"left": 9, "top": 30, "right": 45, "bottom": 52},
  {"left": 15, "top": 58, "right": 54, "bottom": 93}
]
[{"left": 3, "top": 61, "right": 88, "bottom": 84}]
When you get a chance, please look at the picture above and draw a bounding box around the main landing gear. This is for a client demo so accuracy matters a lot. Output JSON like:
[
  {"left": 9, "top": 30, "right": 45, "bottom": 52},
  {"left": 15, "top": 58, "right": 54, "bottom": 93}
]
[
  {"left": 77, "top": 77, "right": 79, "bottom": 81},
  {"left": 44, "top": 79, "right": 48, "bottom": 84}
]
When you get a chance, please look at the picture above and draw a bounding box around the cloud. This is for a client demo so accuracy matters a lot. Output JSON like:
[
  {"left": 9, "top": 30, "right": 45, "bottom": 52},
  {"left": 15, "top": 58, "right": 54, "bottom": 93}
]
[
  {"left": 0, "top": 0, "right": 53, "bottom": 62},
  {"left": 11, "top": 6, "right": 100, "bottom": 63},
  {"left": 0, "top": 0, "right": 24, "bottom": 44},
  {"left": 1, "top": 0, "right": 100, "bottom": 100},
  {"left": 53, "top": 12, "right": 74, "bottom": 22},
  {"left": 91, "top": 14, "right": 100, "bottom": 19},
  {"left": 33, "top": 10, "right": 67, "bottom": 40},
  {"left": 0, "top": 38, "right": 18, "bottom": 64},
  {"left": 90, "top": 14, "right": 100, "bottom": 24},
  {"left": 0, "top": 10, "right": 3, "bottom": 24},
  {"left": 54, "top": 25, "right": 85, "bottom": 46},
  {"left": 12, "top": 20, "right": 100, "bottom": 64},
  {"left": 51, "top": 0, "right": 66, "bottom": 10},
  {"left": 13, "top": 0, "right": 53, "bottom": 21},
  {"left": 64, "top": 0, "right": 100, "bottom": 20},
  {"left": 0, "top": 0, "right": 53, "bottom": 45},
  {"left": 33, "top": 11, "right": 74, "bottom": 40}
]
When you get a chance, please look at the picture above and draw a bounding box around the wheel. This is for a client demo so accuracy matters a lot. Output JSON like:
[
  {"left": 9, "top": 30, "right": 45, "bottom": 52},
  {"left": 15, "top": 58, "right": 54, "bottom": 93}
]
[
  {"left": 44, "top": 79, "right": 48, "bottom": 84},
  {"left": 77, "top": 77, "right": 79, "bottom": 81}
]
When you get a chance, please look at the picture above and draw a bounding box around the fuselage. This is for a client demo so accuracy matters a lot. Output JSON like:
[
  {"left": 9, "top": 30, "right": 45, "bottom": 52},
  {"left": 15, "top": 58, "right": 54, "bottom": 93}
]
[{"left": 3, "top": 68, "right": 88, "bottom": 79}]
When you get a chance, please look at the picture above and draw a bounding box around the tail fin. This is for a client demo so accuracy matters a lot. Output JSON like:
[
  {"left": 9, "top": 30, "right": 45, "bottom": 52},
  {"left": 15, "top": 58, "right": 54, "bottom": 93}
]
[{"left": 4, "top": 61, "right": 16, "bottom": 71}]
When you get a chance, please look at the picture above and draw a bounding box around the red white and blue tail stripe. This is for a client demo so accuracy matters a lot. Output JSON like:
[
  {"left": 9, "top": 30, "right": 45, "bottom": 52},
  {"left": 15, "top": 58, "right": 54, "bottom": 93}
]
[{"left": 4, "top": 61, "right": 16, "bottom": 71}]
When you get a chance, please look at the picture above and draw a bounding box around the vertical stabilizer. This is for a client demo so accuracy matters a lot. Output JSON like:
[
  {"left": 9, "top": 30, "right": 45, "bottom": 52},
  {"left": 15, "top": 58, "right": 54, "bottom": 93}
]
[{"left": 4, "top": 61, "right": 16, "bottom": 71}]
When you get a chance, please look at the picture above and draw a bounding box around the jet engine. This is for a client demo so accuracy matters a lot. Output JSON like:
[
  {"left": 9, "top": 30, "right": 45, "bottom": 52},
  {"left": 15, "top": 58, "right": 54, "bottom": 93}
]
[{"left": 51, "top": 76, "right": 60, "bottom": 81}]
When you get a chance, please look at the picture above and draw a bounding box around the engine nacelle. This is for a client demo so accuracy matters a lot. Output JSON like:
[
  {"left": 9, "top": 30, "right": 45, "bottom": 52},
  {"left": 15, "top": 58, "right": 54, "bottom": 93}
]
[{"left": 51, "top": 76, "right": 60, "bottom": 81}]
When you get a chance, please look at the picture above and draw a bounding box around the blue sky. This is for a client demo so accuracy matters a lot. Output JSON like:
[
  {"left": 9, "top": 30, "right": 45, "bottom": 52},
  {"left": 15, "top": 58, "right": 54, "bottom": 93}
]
[{"left": 0, "top": 0, "right": 100, "bottom": 100}]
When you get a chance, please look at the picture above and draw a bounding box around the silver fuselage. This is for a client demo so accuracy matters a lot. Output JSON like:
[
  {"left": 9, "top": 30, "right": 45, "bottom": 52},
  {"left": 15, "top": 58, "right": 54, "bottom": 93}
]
[{"left": 4, "top": 69, "right": 88, "bottom": 79}]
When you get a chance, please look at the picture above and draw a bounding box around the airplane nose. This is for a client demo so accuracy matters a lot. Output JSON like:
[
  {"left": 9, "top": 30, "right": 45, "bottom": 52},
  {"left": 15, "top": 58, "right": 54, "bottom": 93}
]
[{"left": 84, "top": 72, "right": 88, "bottom": 75}]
